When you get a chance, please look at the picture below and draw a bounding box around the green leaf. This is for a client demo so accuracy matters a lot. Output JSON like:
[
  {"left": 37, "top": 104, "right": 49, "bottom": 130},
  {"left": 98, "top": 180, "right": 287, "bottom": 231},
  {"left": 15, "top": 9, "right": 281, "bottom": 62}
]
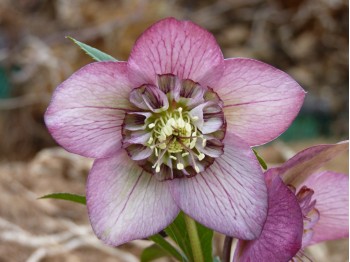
[
  {"left": 253, "top": 149, "right": 268, "bottom": 170},
  {"left": 141, "top": 244, "right": 172, "bottom": 262},
  {"left": 165, "top": 213, "right": 193, "bottom": 260},
  {"left": 165, "top": 212, "right": 214, "bottom": 262},
  {"left": 39, "top": 193, "right": 86, "bottom": 205},
  {"left": 67, "top": 36, "right": 118, "bottom": 62},
  {"left": 148, "top": 234, "right": 188, "bottom": 262}
]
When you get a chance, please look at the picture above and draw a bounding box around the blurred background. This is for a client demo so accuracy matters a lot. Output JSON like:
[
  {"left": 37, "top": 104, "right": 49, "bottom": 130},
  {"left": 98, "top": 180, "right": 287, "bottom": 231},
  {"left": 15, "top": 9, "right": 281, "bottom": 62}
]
[{"left": 0, "top": 0, "right": 348, "bottom": 261}]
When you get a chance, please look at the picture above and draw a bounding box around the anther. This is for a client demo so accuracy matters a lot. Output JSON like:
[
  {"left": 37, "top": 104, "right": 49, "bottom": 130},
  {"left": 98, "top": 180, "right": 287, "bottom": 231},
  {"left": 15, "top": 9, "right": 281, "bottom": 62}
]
[
  {"left": 159, "top": 143, "right": 166, "bottom": 149},
  {"left": 170, "top": 155, "right": 177, "bottom": 160},
  {"left": 190, "top": 135, "right": 197, "bottom": 148},
  {"left": 197, "top": 153, "right": 205, "bottom": 161},
  {"left": 159, "top": 133, "right": 166, "bottom": 142},
  {"left": 148, "top": 123, "right": 155, "bottom": 128},
  {"left": 177, "top": 163, "right": 184, "bottom": 170},
  {"left": 163, "top": 125, "right": 173, "bottom": 136}
]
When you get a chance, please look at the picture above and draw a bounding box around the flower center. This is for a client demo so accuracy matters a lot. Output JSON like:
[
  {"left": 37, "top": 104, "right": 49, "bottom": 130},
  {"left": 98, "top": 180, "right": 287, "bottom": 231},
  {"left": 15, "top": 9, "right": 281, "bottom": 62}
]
[
  {"left": 147, "top": 107, "right": 206, "bottom": 173},
  {"left": 122, "top": 74, "right": 226, "bottom": 180}
]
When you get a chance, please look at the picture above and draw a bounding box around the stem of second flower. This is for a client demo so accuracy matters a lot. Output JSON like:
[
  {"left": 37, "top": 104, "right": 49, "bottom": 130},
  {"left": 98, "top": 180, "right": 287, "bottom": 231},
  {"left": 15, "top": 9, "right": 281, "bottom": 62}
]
[
  {"left": 222, "top": 236, "right": 233, "bottom": 262},
  {"left": 184, "top": 214, "right": 204, "bottom": 262}
]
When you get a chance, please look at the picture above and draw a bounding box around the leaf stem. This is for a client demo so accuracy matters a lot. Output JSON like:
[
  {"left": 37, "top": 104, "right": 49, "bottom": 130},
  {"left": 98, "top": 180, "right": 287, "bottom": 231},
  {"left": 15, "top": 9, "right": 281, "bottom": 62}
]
[
  {"left": 184, "top": 214, "right": 204, "bottom": 262},
  {"left": 222, "top": 236, "right": 233, "bottom": 262}
]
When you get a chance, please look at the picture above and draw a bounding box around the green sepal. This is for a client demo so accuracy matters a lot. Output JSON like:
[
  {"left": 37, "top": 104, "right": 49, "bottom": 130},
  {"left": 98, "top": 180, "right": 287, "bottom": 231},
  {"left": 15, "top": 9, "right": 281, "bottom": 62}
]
[
  {"left": 67, "top": 36, "right": 117, "bottom": 62},
  {"left": 253, "top": 148, "right": 268, "bottom": 170},
  {"left": 39, "top": 193, "right": 86, "bottom": 205}
]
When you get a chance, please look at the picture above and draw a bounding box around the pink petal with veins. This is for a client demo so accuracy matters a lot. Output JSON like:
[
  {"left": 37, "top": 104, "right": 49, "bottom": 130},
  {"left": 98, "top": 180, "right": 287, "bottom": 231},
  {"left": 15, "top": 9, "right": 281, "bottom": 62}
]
[
  {"left": 265, "top": 141, "right": 349, "bottom": 187},
  {"left": 45, "top": 62, "right": 133, "bottom": 158},
  {"left": 86, "top": 149, "right": 179, "bottom": 246},
  {"left": 233, "top": 176, "right": 303, "bottom": 262},
  {"left": 128, "top": 17, "right": 224, "bottom": 88},
  {"left": 302, "top": 171, "right": 349, "bottom": 245},
  {"left": 216, "top": 58, "right": 305, "bottom": 146}
]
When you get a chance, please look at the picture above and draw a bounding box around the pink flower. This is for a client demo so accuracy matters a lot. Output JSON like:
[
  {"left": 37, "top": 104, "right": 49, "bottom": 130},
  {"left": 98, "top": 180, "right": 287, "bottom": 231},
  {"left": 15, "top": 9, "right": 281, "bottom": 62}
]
[
  {"left": 44, "top": 18, "right": 305, "bottom": 246},
  {"left": 233, "top": 141, "right": 349, "bottom": 261}
]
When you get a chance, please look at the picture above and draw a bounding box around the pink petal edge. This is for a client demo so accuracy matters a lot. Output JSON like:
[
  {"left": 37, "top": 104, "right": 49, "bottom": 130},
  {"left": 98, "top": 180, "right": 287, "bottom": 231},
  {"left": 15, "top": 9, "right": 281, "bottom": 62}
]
[
  {"left": 45, "top": 62, "right": 133, "bottom": 158},
  {"left": 128, "top": 17, "right": 224, "bottom": 88},
  {"left": 215, "top": 58, "right": 305, "bottom": 146},
  {"left": 86, "top": 149, "right": 180, "bottom": 246},
  {"left": 168, "top": 132, "right": 268, "bottom": 240}
]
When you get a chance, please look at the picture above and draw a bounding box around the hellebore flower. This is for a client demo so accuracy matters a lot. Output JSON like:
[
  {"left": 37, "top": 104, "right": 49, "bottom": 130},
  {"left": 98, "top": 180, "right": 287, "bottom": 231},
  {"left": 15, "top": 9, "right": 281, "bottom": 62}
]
[
  {"left": 44, "top": 17, "right": 305, "bottom": 245},
  {"left": 233, "top": 141, "right": 349, "bottom": 262}
]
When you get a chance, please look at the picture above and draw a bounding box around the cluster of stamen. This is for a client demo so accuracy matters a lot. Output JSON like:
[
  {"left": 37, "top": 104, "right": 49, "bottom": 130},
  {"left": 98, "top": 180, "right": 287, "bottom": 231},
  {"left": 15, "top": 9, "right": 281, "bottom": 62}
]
[
  {"left": 147, "top": 107, "right": 206, "bottom": 173},
  {"left": 289, "top": 185, "right": 320, "bottom": 261}
]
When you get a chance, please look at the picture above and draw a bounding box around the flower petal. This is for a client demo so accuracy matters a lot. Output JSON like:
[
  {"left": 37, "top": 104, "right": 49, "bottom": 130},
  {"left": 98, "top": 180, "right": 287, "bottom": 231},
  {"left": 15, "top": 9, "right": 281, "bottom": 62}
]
[
  {"left": 128, "top": 17, "right": 224, "bottom": 87},
  {"left": 215, "top": 58, "right": 305, "bottom": 146},
  {"left": 123, "top": 130, "right": 151, "bottom": 145},
  {"left": 179, "top": 79, "right": 206, "bottom": 108},
  {"left": 265, "top": 141, "right": 349, "bottom": 187},
  {"left": 86, "top": 149, "right": 180, "bottom": 246},
  {"left": 196, "top": 139, "right": 224, "bottom": 158},
  {"left": 125, "top": 144, "right": 153, "bottom": 161},
  {"left": 157, "top": 74, "right": 181, "bottom": 100},
  {"left": 168, "top": 132, "right": 267, "bottom": 239},
  {"left": 124, "top": 112, "right": 152, "bottom": 131},
  {"left": 190, "top": 102, "right": 225, "bottom": 134},
  {"left": 45, "top": 62, "right": 133, "bottom": 158},
  {"left": 129, "top": 85, "right": 169, "bottom": 112},
  {"left": 233, "top": 176, "right": 303, "bottom": 262},
  {"left": 302, "top": 171, "right": 349, "bottom": 245}
]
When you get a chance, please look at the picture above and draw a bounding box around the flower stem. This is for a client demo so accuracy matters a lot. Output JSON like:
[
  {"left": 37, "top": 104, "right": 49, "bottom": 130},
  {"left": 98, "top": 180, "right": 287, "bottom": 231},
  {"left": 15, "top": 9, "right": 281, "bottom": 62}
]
[
  {"left": 184, "top": 214, "right": 204, "bottom": 262},
  {"left": 222, "top": 236, "right": 233, "bottom": 262}
]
